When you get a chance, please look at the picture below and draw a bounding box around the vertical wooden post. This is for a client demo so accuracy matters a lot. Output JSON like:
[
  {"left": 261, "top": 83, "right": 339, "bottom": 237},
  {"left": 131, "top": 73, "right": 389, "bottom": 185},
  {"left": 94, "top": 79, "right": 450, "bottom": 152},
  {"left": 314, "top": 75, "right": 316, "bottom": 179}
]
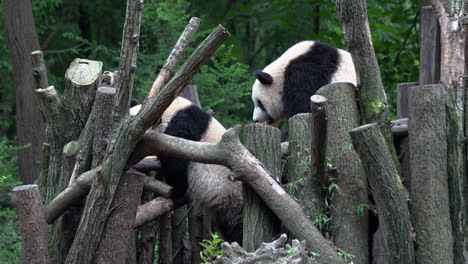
[
  {"left": 242, "top": 123, "right": 281, "bottom": 251},
  {"left": 159, "top": 212, "right": 173, "bottom": 264},
  {"left": 409, "top": 84, "right": 453, "bottom": 263},
  {"left": 419, "top": 5, "right": 440, "bottom": 85},
  {"left": 316, "top": 83, "right": 369, "bottom": 264},
  {"left": 172, "top": 206, "right": 187, "bottom": 264},
  {"left": 397, "top": 82, "right": 419, "bottom": 119},
  {"left": 12, "top": 185, "right": 51, "bottom": 264}
]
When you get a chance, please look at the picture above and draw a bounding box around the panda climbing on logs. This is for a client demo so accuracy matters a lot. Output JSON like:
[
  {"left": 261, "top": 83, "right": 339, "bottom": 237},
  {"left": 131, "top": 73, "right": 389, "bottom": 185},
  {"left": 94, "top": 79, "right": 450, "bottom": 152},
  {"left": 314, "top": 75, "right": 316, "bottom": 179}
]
[
  {"left": 130, "top": 97, "right": 243, "bottom": 243},
  {"left": 251, "top": 41, "right": 357, "bottom": 128}
]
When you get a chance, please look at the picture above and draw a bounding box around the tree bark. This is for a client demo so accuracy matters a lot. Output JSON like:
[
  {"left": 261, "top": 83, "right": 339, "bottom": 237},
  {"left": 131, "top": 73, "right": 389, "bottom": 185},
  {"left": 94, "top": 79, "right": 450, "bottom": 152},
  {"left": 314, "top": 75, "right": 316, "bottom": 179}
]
[
  {"left": 172, "top": 205, "right": 188, "bottom": 264},
  {"left": 428, "top": 0, "right": 465, "bottom": 87},
  {"left": 2, "top": 0, "right": 45, "bottom": 184},
  {"left": 137, "top": 184, "right": 160, "bottom": 264},
  {"left": 408, "top": 84, "right": 453, "bottom": 263},
  {"left": 419, "top": 6, "right": 440, "bottom": 85},
  {"left": 242, "top": 123, "right": 281, "bottom": 251},
  {"left": 336, "top": 0, "right": 398, "bottom": 170},
  {"left": 350, "top": 124, "right": 414, "bottom": 264},
  {"left": 12, "top": 185, "right": 51, "bottom": 264},
  {"left": 159, "top": 212, "right": 173, "bottom": 264},
  {"left": 317, "top": 83, "right": 369, "bottom": 264},
  {"left": 94, "top": 171, "right": 146, "bottom": 264},
  {"left": 134, "top": 197, "right": 174, "bottom": 228},
  {"left": 446, "top": 79, "right": 467, "bottom": 264}
]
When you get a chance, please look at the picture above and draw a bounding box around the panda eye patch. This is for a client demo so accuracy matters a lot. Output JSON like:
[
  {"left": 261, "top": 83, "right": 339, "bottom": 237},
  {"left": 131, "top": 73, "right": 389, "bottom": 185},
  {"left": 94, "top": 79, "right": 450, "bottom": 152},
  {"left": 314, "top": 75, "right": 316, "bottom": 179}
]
[{"left": 257, "top": 100, "right": 266, "bottom": 111}]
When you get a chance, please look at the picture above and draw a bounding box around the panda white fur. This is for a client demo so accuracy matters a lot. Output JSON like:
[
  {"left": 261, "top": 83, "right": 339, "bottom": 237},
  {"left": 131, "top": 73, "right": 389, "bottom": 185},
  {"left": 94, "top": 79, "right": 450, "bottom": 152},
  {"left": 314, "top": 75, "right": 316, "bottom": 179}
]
[
  {"left": 252, "top": 40, "right": 357, "bottom": 124},
  {"left": 130, "top": 97, "right": 243, "bottom": 243}
]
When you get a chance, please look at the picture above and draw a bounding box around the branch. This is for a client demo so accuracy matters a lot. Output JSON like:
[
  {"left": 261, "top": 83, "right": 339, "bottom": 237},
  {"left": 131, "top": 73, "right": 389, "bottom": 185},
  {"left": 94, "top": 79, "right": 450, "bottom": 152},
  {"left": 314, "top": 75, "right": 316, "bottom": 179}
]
[
  {"left": 130, "top": 126, "right": 345, "bottom": 263},
  {"left": 113, "top": 0, "right": 144, "bottom": 121},
  {"left": 133, "top": 197, "right": 175, "bottom": 228},
  {"left": 45, "top": 166, "right": 172, "bottom": 224},
  {"left": 31, "top": 51, "right": 49, "bottom": 89}
]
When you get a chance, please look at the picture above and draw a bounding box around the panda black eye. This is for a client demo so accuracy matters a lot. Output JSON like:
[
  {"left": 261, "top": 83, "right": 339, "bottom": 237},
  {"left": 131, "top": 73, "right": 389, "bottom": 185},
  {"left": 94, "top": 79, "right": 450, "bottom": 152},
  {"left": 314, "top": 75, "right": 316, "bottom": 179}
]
[{"left": 257, "top": 100, "right": 266, "bottom": 111}]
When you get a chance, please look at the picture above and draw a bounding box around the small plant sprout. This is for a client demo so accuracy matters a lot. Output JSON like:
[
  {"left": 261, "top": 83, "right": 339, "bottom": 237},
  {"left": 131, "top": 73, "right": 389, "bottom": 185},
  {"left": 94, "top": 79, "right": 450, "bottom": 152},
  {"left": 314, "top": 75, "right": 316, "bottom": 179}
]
[{"left": 199, "top": 233, "right": 226, "bottom": 264}]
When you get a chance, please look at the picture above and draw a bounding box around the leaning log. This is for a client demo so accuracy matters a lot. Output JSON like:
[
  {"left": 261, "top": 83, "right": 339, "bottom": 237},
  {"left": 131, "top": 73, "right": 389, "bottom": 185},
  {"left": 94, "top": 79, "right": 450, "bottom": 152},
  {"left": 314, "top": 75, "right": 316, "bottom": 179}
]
[
  {"left": 350, "top": 123, "right": 414, "bottom": 264},
  {"left": 408, "top": 84, "right": 453, "bottom": 263}
]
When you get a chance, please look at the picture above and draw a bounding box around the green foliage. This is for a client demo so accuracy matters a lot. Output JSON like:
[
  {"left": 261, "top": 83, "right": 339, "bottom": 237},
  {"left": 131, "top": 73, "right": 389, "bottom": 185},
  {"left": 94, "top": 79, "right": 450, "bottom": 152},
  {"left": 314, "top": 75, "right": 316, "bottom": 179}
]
[
  {"left": 309, "top": 251, "right": 321, "bottom": 258},
  {"left": 194, "top": 45, "right": 254, "bottom": 126},
  {"left": 199, "top": 233, "right": 225, "bottom": 264},
  {"left": 0, "top": 208, "right": 21, "bottom": 264},
  {"left": 313, "top": 209, "right": 332, "bottom": 232},
  {"left": 356, "top": 203, "right": 377, "bottom": 217}
]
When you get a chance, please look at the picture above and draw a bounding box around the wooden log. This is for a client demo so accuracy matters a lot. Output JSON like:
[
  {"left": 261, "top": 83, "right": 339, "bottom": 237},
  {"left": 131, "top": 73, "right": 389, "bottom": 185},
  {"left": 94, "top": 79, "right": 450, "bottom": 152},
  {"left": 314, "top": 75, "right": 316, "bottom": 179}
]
[
  {"left": 45, "top": 167, "right": 171, "bottom": 224},
  {"left": 112, "top": 0, "right": 144, "bottom": 122},
  {"left": 136, "top": 182, "right": 160, "bottom": 264},
  {"left": 134, "top": 197, "right": 175, "bottom": 228},
  {"left": 419, "top": 6, "right": 440, "bottom": 85},
  {"left": 64, "top": 58, "right": 102, "bottom": 125},
  {"left": 189, "top": 206, "right": 203, "bottom": 264},
  {"left": 31, "top": 50, "right": 49, "bottom": 89},
  {"left": 94, "top": 171, "right": 146, "bottom": 263},
  {"left": 159, "top": 212, "right": 172, "bottom": 264},
  {"left": 286, "top": 113, "right": 311, "bottom": 200},
  {"left": 397, "top": 82, "right": 418, "bottom": 119},
  {"left": 351, "top": 123, "right": 414, "bottom": 264},
  {"left": 242, "top": 123, "right": 281, "bottom": 251},
  {"left": 408, "top": 84, "right": 453, "bottom": 263},
  {"left": 305, "top": 95, "right": 327, "bottom": 219},
  {"left": 181, "top": 85, "right": 201, "bottom": 107},
  {"left": 317, "top": 83, "right": 369, "bottom": 264},
  {"left": 446, "top": 79, "right": 467, "bottom": 263},
  {"left": 12, "top": 185, "right": 51, "bottom": 264},
  {"left": 172, "top": 205, "right": 188, "bottom": 264},
  {"left": 91, "top": 86, "right": 115, "bottom": 168}
]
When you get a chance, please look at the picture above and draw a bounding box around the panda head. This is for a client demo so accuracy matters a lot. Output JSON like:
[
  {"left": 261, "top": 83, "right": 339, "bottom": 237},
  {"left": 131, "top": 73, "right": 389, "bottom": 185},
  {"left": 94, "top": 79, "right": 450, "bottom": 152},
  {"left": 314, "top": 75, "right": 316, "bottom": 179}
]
[{"left": 251, "top": 70, "right": 286, "bottom": 124}]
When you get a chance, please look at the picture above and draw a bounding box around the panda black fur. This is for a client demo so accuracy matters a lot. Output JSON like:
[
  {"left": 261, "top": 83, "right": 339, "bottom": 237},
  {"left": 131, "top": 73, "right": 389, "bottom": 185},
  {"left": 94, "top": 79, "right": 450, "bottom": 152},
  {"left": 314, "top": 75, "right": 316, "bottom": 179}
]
[
  {"left": 130, "top": 97, "right": 243, "bottom": 243},
  {"left": 251, "top": 40, "right": 357, "bottom": 125}
]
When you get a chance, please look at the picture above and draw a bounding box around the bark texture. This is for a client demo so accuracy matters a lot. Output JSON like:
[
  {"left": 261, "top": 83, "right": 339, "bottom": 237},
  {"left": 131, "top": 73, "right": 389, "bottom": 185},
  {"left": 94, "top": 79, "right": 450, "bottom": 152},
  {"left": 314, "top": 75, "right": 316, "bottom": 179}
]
[
  {"left": 93, "top": 171, "right": 145, "bottom": 263},
  {"left": 446, "top": 79, "right": 467, "bottom": 264},
  {"left": 408, "top": 84, "right": 453, "bottom": 263},
  {"left": 242, "top": 123, "right": 281, "bottom": 251},
  {"left": 2, "top": 0, "right": 45, "bottom": 184},
  {"left": 350, "top": 124, "right": 414, "bottom": 264},
  {"left": 12, "top": 185, "right": 51, "bottom": 264},
  {"left": 317, "top": 83, "right": 369, "bottom": 264}
]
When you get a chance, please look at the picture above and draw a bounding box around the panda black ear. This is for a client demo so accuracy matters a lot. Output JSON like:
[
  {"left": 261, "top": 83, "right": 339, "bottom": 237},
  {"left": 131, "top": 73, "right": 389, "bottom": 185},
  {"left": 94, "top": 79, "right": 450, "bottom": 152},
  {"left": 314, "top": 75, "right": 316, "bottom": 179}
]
[{"left": 254, "top": 70, "right": 273, "bottom": 85}]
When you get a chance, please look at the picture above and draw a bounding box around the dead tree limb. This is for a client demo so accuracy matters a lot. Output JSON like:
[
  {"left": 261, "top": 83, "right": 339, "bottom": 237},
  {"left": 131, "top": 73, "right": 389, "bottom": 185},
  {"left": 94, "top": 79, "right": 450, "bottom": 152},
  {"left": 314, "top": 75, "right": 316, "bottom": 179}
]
[
  {"left": 31, "top": 51, "right": 49, "bottom": 89},
  {"left": 336, "top": 0, "right": 398, "bottom": 169},
  {"left": 45, "top": 167, "right": 171, "bottom": 224},
  {"left": 134, "top": 197, "right": 175, "bottom": 228},
  {"left": 146, "top": 17, "right": 201, "bottom": 102},
  {"left": 350, "top": 124, "right": 414, "bottom": 264},
  {"left": 12, "top": 185, "right": 51, "bottom": 264},
  {"left": 113, "top": 0, "right": 144, "bottom": 121},
  {"left": 409, "top": 84, "right": 453, "bottom": 263},
  {"left": 130, "top": 126, "right": 346, "bottom": 264}
]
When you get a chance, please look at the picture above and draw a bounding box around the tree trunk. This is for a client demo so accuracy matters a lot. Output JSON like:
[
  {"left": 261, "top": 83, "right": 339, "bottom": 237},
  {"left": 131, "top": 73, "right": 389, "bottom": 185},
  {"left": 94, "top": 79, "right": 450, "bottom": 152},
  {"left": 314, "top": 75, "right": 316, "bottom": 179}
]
[
  {"left": 446, "top": 79, "right": 467, "bottom": 264},
  {"left": 159, "top": 212, "right": 173, "bottom": 264},
  {"left": 2, "top": 0, "right": 45, "bottom": 184},
  {"left": 242, "top": 123, "right": 281, "bottom": 251},
  {"left": 317, "top": 83, "right": 369, "bottom": 264},
  {"left": 350, "top": 124, "right": 414, "bottom": 264},
  {"left": 172, "top": 205, "right": 188, "bottom": 264},
  {"left": 419, "top": 6, "right": 440, "bottom": 85},
  {"left": 408, "top": 84, "right": 453, "bottom": 263}
]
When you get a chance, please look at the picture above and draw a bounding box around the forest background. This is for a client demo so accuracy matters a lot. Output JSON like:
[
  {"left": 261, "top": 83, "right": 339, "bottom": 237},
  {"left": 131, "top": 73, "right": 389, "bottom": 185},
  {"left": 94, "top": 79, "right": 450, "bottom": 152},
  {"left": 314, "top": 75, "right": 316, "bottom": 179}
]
[{"left": 0, "top": 0, "right": 418, "bottom": 262}]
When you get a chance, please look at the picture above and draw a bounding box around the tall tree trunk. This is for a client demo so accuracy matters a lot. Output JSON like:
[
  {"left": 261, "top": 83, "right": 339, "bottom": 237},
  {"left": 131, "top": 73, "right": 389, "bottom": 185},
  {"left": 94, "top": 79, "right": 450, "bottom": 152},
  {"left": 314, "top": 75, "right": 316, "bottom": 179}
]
[{"left": 2, "top": 0, "right": 45, "bottom": 184}]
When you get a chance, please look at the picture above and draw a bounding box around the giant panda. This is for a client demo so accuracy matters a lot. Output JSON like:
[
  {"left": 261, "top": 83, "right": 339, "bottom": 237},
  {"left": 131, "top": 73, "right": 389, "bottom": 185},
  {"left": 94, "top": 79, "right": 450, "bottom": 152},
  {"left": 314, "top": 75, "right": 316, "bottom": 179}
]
[
  {"left": 251, "top": 40, "right": 357, "bottom": 125},
  {"left": 130, "top": 97, "right": 243, "bottom": 243}
]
